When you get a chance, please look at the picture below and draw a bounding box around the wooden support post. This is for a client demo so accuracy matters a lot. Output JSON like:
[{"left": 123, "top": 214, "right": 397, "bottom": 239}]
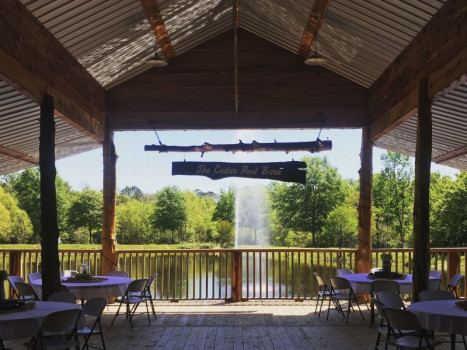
[
  {"left": 230, "top": 251, "right": 242, "bottom": 302},
  {"left": 101, "top": 122, "right": 119, "bottom": 275},
  {"left": 412, "top": 78, "right": 432, "bottom": 302},
  {"left": 357, "top": 126, "right": 372, "bottom": 273},
  {"left": 39, "top": 94, "right": 61, "bottom": 300},
  {"left": 8, "top": 252, "right": 22, "bottom": 298},
  {"left": 447, "top": 251, "right": 460, "bottom": 283}
]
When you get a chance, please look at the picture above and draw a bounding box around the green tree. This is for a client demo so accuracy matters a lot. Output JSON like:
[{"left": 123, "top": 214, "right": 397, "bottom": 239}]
[
  {"left": 430, "top": 172, "right": 467, "bottom": 247},
  {"left": 116, "top": 199, "right": 152, "bottom": 244},
  {"left": 5, "top": 168, "right": 71, "bottom": 242},
  {"left": 183, "top": 190, "right": 216, "bottom": 243},
  {"left": 0, "top": 186, "right": 33, "bottom": 243},
  {"left": 323, "top": 205, "right": 358, "bottom": 248},
  {"left": 376, "top": 152, "right": 414, "bottom": 247},
  {"left": 120, "top": 186, "right": 143, "bottom": 201},
  {"left": 67, "top": 188, "right": 102, "bottom": 244},
  {"left": 152, "top": 186, "right": 187, "bottom": 243},
  {"left": 212, "top": 189, "right": 235, "bottom": 223},
  {"left": 269, "top": 156, "right": 346, "bottom": 247}
]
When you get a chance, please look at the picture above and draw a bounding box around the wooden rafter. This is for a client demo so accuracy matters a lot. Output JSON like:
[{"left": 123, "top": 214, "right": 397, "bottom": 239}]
[
  {"left": 145, "top": 140, "right": 332, "bottom": 154},
  {"left": 0, "top": 145, "right": 38, "bottom": 165},
  {"left": 298, "top": 0, "right": 332, "bottom": 58},
  {"left": 369, "top": 0, "right": 467, "bottom": 141},
  {"left": 433, "top": 145, "right": 467, "bottom": 164},
  {"left": 140, "top": 0, "right": 175, "bottom": 60},
  {"left": 0, "top": 1, "right": 105, "bottom": 141}
]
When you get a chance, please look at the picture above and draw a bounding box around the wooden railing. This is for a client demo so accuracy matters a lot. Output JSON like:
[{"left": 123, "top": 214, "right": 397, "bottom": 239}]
[{"left": 1, "top": 247, "right": 465, "bottom": 299}]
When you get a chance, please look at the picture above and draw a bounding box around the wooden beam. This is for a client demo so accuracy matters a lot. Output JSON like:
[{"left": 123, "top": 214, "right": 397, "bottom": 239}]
[
  {"left": 0, "top": 1, "right": 105, "bottom": 141},
  {"left": 139, "top": 0, "right": 175, "bottom": 60},
  {"left": 298, "top": 0, "right": 332, "bottom": 58},
  {"left": 0, "top": 145, "right": 38, "bottom": 165},
  {"left": 145, "top": 140, "right": 332, "bottom": 154},
  {"left": 412, "top": 78, "right": 432, "bottom": 302},
  {"left": 433, "top": 145, "right": 467, "bottom": 164},
  {"left": 108, "top": 29, "right": 368, "bottom": 130},
  {"left": 369, "top": 0, "right": 467, "bottom": 141}
]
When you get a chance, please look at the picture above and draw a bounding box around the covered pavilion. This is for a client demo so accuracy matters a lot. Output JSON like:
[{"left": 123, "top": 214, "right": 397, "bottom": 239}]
[{"left": 0, "top": 0, "right": 466, "bottom": 301}]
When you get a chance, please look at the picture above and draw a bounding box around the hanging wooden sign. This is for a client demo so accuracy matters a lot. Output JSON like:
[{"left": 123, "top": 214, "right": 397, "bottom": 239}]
[{"left": 172, "top": 161, "right": 307, "bottom": 184}]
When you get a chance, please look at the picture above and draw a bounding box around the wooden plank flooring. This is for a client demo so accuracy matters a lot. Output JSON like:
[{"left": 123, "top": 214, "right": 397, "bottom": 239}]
[{"left": 4, "top": 300, "right": 463, "bottom": 349}]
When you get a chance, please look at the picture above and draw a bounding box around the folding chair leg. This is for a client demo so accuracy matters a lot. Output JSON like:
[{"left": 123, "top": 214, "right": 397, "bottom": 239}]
[
  {"left": 111, "top": 300, "right": 124, "bottom": 326},
  {"left": 148, "top": 295, "right": 157, "bottom": 319}
]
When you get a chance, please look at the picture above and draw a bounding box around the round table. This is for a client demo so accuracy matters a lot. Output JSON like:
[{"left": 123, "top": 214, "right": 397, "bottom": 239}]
[
  {"left": 408, "top": 300, "right": 467, "bottom": 335},
  {"left": 31, "top": 276, "right": 132, "bottom": 300},
  {"left": 0, "top": 301, "right": 81, "bottom": 340},
  {"left": 342, "top": 273, "right": 415, "bottom": 294},
  {"left": 408, "top": 300, "right": 467, "bottom": 350}
]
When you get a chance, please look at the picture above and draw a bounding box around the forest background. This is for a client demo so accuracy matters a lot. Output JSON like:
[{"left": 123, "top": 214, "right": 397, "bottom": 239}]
[{"left": 0, "top": 151, "right": 466, "bottom": 249}]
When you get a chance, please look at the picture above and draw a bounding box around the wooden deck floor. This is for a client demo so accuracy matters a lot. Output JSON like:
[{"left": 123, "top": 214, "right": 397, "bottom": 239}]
[{"left": 4, "top": 300, "right": 463, "bottom": 349}]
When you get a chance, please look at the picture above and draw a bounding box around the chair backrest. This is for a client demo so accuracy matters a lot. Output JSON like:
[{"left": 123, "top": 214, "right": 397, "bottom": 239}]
[
  {"left": 48, "top": 291, "right": 77, "bottom": 304},
  {"left": 336, "top": 269, "right": 354, "bottom": 276},
  {"left": 427, "top": 278, "right": 442, "bottom": 290},
  {"left": 329, "top": 276, "right": 352, "bottom": 291},
  {"left": 370, "top": 280, "right": 400, "bottom": 295},
  {"left": 60, "top": 270, "right": 78, "bottom": 278},
  {"left": 7, "top": 275, "right": 24, "bottom": 290},
  {"left": 383, "top": 308, "right": 422, "bottom": 331},
  {"left": 377, "top": 291, "right": 405, "bottom": 310},
  {"left": 419, "top": 289, "right": 456, "bottom": 301},
  {"left": 106, "top": 270, "right": 129, "bottom": 278},
  {"left": 83, "top": 297, "right": 107, "bottom": 318},
  {"left": 40, "top": 309, "right": 82, "bottom": 334},
  {"left": 371, "top": 298, "right": 389, "bottom": 323},
  {"left": 429, "top": 270, "right": 442, "bottom": 279},
  {"left": 28, "top": 272, "right": 42, "bottom": 283},
  {"left": 126, "top": 279, "right": 148, "bottom": 294},
  {"left": 314, "top": 272, "right": 326, "bottom": 287},
  {"left": 447, "top": 273, "right": 464, "bottom": 288},
  {"left": 16, "top": 282, "right": 39, "bottom": 300}
]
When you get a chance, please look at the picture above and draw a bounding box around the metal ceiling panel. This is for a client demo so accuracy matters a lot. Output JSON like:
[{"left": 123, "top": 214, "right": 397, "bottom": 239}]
[
  {"left": 0, "top": 81, "right": 100, "bottom": 176},
  {"left": 375, "top": 82, "right": 467, "bottom": 171}
]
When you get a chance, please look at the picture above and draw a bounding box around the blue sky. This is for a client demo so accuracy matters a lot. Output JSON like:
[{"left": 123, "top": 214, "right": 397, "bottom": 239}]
[{"left": 55, "top": 129, "right": 459, "bottom": 194}]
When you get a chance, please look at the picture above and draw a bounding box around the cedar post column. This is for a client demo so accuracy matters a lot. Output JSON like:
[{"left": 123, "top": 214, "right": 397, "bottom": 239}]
[
  {"left": 101, "top": 120, "right": 119, "bottom": 275},
  {"left": 39, "top": 94, "right": 61, "bottom": 300},
  {"left": 412, "top": 78, "right": 432, "bottom": 302},
  {"left": 230, "top": 251, "right": 242, "bottom": 302},
  {"left": 357, "top": 126, "right": 372, "bottom": 273}
]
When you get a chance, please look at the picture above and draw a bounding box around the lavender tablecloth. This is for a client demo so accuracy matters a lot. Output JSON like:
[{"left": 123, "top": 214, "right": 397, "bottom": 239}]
[
  {"left": 408, "top": 300, "right": 467, "bottom": 336},
  {"left": 0, "top": 301, "right": 81, "bottom": 340},
  {"left": 31, "top": 275, "right": 132, "bottom": 300},
  {"left": 342, "top": 273, "right": 414, "bottom": 294}
]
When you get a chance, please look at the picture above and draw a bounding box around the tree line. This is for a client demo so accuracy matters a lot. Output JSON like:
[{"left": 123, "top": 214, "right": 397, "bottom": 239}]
[{"left": 0, "top": 152, "right": 465, "bottom": 248}]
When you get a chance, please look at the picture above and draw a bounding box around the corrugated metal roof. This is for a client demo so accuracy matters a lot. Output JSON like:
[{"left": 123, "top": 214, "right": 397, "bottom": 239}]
[
  {"left": 5, "top": 0, "right": 464, "bottom": 176},
  {"left": 374, "top": 81, "right": 467, "bottom": 171},
  {"left": 0, "top": 81, "right": 101, "bottom": 175},
  {"left": 21, "top": 0, "right": 446, "bottom": 89}
]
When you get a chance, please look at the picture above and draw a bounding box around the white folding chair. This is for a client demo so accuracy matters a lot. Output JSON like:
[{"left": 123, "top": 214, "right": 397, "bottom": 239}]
[
  {"left": 16, "top": 282, "right": 40, "bottom": 301},
  {"left": 384, "top": 308, "right": 440, "bottom": 349},
  {"left": 28, "top": 272, "right": 42, "bottom": 283},
  {"left": 78, "top": 297, "right": 107, "bottom": 350},
  {"left": 446, "top": 273, "right": 464, "bottom": 299},
  {"left": 48, "top": 291, "right": 77, "bottom": 304},
  {"left": 105, "top": 271, "right": 129, "bottom": 278},
  {"left": 336, "top": 268, "right": 354, "bottom": 276},
  {"left": 7, "top": 276, "right": 24, "bottom": 299},
  {"left": 327, "top": 276, "right": 364, "bottom": 323},
  {"left": 26, "top": 309, "right": 82, "bottom": 350},
  {"left": 370, "top": 280, "right": 399, "bottom": 326},
  {"left": 111, "top": 279, "right": 149, "bottom": 328}
]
